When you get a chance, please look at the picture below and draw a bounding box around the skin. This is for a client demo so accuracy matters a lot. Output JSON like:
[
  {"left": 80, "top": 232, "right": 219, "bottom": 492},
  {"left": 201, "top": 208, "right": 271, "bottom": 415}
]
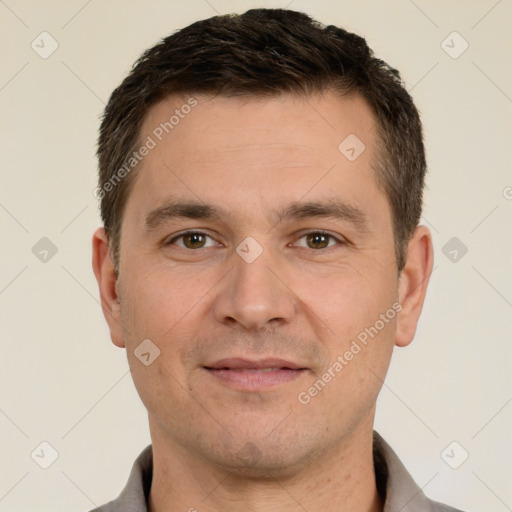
[{"left": 93, "top": 91, "right": 433, "bottom": 512}]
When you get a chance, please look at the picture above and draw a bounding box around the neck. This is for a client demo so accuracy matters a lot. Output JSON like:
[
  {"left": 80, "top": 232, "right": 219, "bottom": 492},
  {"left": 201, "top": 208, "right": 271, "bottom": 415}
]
[{"left": 147, "top": 417, "right": 383, "bottom": 512}]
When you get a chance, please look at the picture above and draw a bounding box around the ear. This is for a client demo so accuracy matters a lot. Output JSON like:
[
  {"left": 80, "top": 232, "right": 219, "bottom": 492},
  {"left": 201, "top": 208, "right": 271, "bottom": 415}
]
[
  {"left": 395, "top": 225, "right": 434, "bottom": 348},
  {"left": 92, "top": 227, "right": 125, "bottom": 348}
]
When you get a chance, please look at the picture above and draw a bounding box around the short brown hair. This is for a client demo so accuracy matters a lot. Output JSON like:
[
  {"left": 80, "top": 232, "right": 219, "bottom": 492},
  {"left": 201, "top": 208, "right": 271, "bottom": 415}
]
[{"left": 97, "top": 8, "right": 426, "bottom": 273}]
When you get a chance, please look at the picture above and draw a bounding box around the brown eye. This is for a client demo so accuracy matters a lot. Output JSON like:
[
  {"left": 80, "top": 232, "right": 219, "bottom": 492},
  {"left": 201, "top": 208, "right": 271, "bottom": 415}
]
[
  {"left": 305, "top": 233, "right": 330, "bottom": 249},
  {"left": 292, "top": 232, "right": 343, "bottom": 251},
  {"left": 183, "top": 233, "right": 207, "bottom": 249},
  {"left": 168, "top": 232, "right": 217, "bottom": 249}
]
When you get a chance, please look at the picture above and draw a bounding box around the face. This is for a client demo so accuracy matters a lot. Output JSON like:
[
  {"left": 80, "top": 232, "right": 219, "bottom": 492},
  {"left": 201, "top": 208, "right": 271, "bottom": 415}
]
[{"left": 94, "top": 91, "right": 430, "bottom": 475}]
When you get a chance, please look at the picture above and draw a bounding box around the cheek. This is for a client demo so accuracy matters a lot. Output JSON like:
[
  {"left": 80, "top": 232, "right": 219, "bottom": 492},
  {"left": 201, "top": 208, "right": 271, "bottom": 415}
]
[
  {"left": 298, "top": 309, "right": 396, "bottom": 425},
  {"left": 294, "top": 263, "right": 398, "bottom": 341},
  {"left": 295, "top": 263, "right": 398, "bottom": 404},
  {"left": 127, "top": 355, "right": 191, "bottom": 434},
  {"left": 120, "top": 262, "right": 215, "bottom": 340}
]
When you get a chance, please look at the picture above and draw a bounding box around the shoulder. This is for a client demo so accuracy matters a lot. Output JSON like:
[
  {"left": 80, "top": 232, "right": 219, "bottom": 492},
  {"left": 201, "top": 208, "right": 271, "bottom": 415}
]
[
  {"left": 373, "top": 431, "right": 467, "bottom": 512},
  {"left": 427, "top": 498, "right": 466, "bottom": 512},
  {"left": 85, "top": 444, "right": 153, "bottom": 512}
]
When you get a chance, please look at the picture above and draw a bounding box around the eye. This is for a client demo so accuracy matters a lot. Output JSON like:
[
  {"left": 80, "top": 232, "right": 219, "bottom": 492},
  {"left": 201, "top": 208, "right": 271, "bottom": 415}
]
[
  {"left": 293, "top": 231, "right": 343, "bottom": 250},
  {"left": 167, "top": 231, "right": 218, "bottom": 249}
]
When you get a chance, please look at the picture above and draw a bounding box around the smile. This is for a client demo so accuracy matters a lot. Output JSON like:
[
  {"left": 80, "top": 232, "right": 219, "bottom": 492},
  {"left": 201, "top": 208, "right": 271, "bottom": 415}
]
[{"left": 203, "top": 365, "right": 306, "bottom": 391}]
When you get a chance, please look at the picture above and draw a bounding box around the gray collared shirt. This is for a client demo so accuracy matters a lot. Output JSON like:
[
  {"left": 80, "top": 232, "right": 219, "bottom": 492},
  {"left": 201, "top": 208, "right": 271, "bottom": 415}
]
[{"left": 89, "top": 432, "right": 463, "bottom": 512}]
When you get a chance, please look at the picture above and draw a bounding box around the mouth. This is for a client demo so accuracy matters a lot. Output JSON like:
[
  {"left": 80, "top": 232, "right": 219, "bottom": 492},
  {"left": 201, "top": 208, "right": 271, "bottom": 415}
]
[{"left": 203, "top": 358, "right": 308, "bottom": 391}]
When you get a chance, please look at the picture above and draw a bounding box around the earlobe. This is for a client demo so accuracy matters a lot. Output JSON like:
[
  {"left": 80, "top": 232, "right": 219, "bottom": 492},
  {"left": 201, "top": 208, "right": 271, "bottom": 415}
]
[
  {"left": 395, "top": 226, "right": 434, "bottom": 348},
  {"left": 92, "top": 227, "right": 126, "bottom": 348}
]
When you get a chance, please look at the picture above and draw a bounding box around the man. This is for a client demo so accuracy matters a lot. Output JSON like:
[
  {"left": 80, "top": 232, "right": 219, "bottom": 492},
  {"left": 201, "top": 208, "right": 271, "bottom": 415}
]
[{"left": 91, "top": 8, "right": 463, "bottom": 512}]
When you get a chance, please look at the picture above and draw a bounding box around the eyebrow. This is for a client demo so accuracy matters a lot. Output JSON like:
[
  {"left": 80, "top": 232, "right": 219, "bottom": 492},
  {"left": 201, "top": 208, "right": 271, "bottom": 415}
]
[
  {"left": 277, "top": 200, "right": 369, "bottom": 232},
  {"left": 143, "top": 199, "right": 369, "bottom": 233},
  {"left": 144, "top": 201, "right": 226, "bottom": 231}
]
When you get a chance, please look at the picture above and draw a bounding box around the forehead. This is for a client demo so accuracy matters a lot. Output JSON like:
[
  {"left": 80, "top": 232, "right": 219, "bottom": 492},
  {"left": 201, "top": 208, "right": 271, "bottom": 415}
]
[
  {"left": 124, "top": 91, "right": 385, "bottom": 227},
  {"left": 142, "top": 91, "right": 375, "bottom": 158}
]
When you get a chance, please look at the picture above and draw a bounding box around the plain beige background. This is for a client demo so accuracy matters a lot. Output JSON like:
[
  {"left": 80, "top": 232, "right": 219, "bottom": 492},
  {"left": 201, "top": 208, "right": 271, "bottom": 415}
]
[{"left": 1, "top": 1, "right": 511, "bottom": 511}]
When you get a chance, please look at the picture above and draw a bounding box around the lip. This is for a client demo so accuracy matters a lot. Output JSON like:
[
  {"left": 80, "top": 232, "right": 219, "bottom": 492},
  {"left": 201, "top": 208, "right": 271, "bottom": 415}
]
[
  {"left": 204, "top": 357, "right": 304, "bottom": 370},
  {"left": 203, "top": 358, "right": 307, "bottom": 392}
]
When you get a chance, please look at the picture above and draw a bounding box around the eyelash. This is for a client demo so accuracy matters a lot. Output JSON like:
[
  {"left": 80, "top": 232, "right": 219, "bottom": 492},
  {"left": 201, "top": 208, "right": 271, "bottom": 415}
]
[{"left": 164, "top": 230, "right": 346, "bottom": 251}]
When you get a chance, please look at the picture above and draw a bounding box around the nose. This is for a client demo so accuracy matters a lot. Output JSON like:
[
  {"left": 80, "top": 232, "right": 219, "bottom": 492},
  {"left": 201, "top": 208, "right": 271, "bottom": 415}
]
[{"left": 212, "top": 247, "right": 296, "bottom": 331}]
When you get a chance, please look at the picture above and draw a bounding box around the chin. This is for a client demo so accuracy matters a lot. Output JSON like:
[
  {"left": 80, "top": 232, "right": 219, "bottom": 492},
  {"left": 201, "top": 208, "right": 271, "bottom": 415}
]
[
  {"left": 213, "top": 449, "right": 307, "bottom": 480},
  {"left": 203, "top": 429, "right": 315, "bottom": 479}
]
